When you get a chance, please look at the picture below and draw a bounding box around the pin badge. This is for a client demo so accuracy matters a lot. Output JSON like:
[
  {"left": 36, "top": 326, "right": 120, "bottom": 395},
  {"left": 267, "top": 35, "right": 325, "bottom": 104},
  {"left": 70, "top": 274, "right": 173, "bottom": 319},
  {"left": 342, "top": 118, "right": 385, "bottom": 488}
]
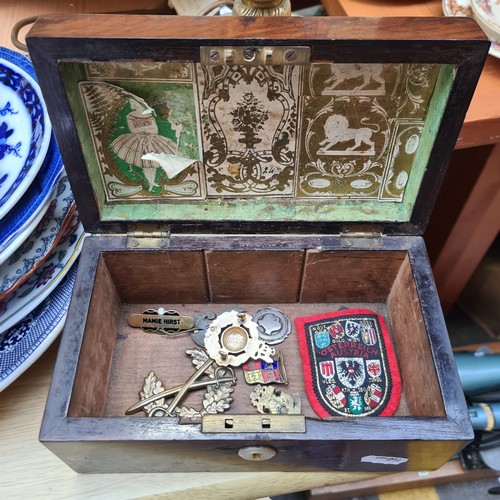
[
  {"left": 191, "top": 307, "right": 245, "bottom": 348},
  {"left": 205, "top": 310, "right": 275, "bottom": 367},
  {"left": 250, "top": 385, "right": 301, "bottom": 415},
  {"left": 190, "top": 311, "right": 216, "bottom": 347},
  {"left": 127, "top": 309, "right": 277, "bottom": 421},
  {"left": 253, "top": 307, "right": 291, "bottom": 345},
  {"left": 128, "top": 307, "right": 194, "bottom": 335},
  {"left": 242, "top": 352, "right": 288, "bottom": 385},
  {"left": 125, "top": 348, "right": 237, "bottom": 420}
]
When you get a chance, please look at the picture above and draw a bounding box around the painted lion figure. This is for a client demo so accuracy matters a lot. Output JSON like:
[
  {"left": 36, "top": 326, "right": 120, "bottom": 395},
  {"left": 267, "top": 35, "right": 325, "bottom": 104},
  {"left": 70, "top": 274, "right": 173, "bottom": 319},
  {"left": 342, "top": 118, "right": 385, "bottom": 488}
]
[
  {"left": 319, "top": 114, "right": 375, "bottom": 152},
  {"left": 324, "top": 63, "right": 385, "bottom": 91}
]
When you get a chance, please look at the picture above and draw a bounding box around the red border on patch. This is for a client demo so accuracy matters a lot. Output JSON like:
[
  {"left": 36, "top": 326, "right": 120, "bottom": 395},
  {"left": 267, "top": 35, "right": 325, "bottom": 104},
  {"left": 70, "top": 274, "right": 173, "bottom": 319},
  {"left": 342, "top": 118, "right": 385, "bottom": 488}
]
[{"left": 295, "top": 309, "right": 402, "bottom": 418}]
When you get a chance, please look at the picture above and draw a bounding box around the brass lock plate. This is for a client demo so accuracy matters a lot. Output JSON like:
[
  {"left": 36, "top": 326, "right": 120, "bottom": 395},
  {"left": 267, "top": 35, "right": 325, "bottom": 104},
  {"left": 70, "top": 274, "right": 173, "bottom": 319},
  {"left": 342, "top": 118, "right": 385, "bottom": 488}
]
[
  {"left": 200, "top": 46, "right": 311, "bottom": 66},
  {"left": 202, "top": 414, "right": 306, "bottom": 433}
]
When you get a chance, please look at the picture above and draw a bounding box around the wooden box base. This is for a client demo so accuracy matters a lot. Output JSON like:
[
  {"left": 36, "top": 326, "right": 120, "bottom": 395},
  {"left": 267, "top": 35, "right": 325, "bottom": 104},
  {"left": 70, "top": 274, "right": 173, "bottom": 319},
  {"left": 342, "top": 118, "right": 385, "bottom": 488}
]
[{"left": 40, "top": 234, "right": 472, "bottom": 473}]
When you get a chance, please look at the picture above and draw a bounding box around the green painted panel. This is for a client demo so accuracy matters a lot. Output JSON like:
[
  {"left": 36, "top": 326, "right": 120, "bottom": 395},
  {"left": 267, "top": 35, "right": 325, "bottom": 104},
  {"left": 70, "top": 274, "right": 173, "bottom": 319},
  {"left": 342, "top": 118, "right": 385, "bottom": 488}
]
[{"left": 403, "top": 64, "right": 455, "bottom": 209}]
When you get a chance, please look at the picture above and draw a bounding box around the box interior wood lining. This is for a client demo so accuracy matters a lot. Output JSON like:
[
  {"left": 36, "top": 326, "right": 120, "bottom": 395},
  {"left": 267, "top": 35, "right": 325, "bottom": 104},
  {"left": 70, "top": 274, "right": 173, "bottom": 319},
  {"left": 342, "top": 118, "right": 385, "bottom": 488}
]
[{"left": 68, "top": 247, "right": 443, "bottom": 420}]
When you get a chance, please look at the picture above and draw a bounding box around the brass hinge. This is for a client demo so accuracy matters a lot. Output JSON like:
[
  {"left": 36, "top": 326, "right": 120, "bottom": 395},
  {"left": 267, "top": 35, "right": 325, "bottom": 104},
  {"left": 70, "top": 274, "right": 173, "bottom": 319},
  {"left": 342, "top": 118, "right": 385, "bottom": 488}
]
[
  {"left": 200, "top": 46, "right": 310, "bottom": 66},
  {"left": 340, "top": 224, "right": 383, "bottom": 248},
  {"left": 126, "top": 223, "right": 171, "bottom": 249}
]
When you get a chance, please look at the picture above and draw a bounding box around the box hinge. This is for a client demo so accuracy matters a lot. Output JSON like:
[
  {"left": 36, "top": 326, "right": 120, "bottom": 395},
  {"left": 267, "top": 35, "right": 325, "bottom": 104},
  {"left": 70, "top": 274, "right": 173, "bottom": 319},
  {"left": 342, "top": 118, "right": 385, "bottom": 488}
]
[
  {"left": 126, "top": 223, "right": 171, "bottom": 249},
  {"left": 200, "top": 46, "right": 310, "bottom": 66},
  {"left": 340, "top": 224, "right": 383, "bottom": 248}
]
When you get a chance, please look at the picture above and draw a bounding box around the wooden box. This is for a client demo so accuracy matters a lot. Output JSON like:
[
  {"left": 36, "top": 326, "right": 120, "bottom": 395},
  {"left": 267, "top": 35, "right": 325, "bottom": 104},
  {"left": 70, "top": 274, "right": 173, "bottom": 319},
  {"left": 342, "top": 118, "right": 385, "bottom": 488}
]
[{"left": 26, "top": 14, "right": 489, "bottom": 473}]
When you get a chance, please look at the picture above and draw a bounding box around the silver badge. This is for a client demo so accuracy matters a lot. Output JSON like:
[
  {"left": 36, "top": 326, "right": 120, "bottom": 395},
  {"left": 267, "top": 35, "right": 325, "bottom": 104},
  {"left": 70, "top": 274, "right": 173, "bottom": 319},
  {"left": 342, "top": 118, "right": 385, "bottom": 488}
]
[{"left": 253, "top": 307, "right": 291, "bottom": 345}]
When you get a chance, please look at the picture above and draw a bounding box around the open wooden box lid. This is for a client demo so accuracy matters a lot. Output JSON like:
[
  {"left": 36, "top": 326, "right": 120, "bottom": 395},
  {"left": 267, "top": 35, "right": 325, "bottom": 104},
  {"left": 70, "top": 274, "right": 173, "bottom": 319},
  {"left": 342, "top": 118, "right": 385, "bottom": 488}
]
[{"left": 26, "top": 15, "right": 489, "bottom": 236}]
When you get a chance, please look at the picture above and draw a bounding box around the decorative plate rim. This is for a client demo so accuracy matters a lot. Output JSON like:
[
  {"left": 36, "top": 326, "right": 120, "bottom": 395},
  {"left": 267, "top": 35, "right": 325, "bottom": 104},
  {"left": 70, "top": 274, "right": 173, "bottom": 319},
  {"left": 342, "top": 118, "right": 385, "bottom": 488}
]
[
  {"left": 0, "top": 263, "right": 78, "bottom": 392},
  {"left": 0, "top": 180, "right": 75, "bottom": 299},
  {"left": 471, "top": 0, "right": 500, "bottom": 43},
  {"left": 0, "top": 225, "right": 85, "bottom": 334},
  {"left": 0, "top": 53, "right": 52, "bottom": 219},
  {"left": 0, "top": 140, "right": 63, "bottom": 263}
]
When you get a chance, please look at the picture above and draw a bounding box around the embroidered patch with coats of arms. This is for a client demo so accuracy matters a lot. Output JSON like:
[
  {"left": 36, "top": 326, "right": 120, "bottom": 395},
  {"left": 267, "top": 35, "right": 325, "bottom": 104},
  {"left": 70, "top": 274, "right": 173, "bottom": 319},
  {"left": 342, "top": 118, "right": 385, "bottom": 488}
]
[{"left": 295, "top": 308, "right": 401, "bottom": 418}]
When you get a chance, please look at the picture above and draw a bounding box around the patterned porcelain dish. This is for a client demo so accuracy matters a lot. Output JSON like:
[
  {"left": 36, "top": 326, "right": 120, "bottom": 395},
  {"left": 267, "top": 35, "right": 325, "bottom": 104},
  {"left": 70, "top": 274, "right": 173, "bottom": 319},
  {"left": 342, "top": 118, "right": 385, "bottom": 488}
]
[
  {"left": 0, "top": 223, "right": 85, "bottom": 334},
  {"left": 0, "top": 139, "right": 63, "bottom": 265},
  {"left": 0, "top": 176, "right": 75, "bottom": 300},
  {"left": 0, "top": 262, "right": 78, "bottom": 392},
  {"left": 0, "top": 47, "right": 52, "bottom": 219},
  {"left": 471, "top": 0, "right": 500, "bottom": 42},
  {"left": 443, "top": 0, "right": 500, "bottom": 56}
]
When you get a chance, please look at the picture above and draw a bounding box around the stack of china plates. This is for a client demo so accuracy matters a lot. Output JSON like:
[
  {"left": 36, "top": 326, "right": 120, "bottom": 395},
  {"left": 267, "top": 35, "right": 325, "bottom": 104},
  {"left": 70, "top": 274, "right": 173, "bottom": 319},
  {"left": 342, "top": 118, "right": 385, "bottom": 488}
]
[{"left": 0, "top": 47, "right": 85, "bottom": 391}]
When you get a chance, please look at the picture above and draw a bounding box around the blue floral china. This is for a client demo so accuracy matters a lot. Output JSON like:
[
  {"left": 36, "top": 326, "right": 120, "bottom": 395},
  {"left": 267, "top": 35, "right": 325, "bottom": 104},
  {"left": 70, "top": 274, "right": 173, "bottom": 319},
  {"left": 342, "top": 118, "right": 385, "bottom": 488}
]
[
  {"left": 0, "top": 175, "right": 75, "bottom": 300},
  {"left": 0, "top": 47, "right": 52, "bottom": 219},
  {"left": 0, "top": 223, "right": 85, "bottom": 334},
  {"left": 0, "top": 138, "right": 63, "bottom": 265},
  {"left": 0, "top": 262, "right": 78, "bottom": 391}
]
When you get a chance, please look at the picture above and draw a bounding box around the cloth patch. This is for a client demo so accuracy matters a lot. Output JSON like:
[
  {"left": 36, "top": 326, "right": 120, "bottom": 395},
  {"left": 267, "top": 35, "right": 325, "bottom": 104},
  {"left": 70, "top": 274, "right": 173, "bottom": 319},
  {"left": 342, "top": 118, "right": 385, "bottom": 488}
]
[{"left": 295, "top": 309, "right": 401, "bottom": 418}]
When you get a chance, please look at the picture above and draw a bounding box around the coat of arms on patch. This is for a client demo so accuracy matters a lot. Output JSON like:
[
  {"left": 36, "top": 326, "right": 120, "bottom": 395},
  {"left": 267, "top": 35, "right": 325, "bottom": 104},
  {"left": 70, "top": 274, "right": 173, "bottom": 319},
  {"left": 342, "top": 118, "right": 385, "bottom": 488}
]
[{"left": 295, "top": 309, "right": 401, "bottom": 418}]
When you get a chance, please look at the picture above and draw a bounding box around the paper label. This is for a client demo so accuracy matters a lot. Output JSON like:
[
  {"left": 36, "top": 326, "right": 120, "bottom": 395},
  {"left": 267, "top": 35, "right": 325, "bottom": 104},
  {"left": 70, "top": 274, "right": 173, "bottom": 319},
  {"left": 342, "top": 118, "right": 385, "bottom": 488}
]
[{"left": 361, "top": 455, "right": 408, "bottom": 465}]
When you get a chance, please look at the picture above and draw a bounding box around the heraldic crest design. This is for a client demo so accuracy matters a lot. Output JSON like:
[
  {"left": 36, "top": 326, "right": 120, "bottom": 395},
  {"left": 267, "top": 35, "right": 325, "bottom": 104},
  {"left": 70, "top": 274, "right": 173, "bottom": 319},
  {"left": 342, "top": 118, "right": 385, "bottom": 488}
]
[{"left": 295, "top": 309, "right": 401, "bottom": 418}]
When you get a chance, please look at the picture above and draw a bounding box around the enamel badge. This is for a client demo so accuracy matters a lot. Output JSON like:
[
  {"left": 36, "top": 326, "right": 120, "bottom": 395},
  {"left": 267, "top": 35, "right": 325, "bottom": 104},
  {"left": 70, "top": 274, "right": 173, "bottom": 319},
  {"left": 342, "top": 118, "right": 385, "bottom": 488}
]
[{"left": 295, "top": 309, "right": 401, "bottom": 418}]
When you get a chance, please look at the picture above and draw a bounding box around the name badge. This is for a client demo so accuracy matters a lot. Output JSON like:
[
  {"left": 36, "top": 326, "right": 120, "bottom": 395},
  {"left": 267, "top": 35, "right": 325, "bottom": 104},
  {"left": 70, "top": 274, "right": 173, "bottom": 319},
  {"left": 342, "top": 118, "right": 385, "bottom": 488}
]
[{"left": 128, "top": 308, "right": 194, "bottom": 334}]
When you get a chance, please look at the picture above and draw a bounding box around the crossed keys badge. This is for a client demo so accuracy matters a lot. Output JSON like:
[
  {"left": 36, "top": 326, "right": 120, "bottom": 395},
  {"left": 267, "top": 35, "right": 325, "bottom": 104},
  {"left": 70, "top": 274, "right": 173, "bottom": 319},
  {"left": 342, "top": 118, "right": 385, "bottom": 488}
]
[{"left": 126, "top": 310, "right": 275, "bottom": 420}]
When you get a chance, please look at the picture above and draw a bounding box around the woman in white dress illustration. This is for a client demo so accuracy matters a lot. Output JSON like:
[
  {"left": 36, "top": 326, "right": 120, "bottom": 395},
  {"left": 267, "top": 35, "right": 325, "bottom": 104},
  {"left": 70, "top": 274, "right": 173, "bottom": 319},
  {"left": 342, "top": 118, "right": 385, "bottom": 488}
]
[{"left": 110, "top": 99, "right": 180, "bottom": 191}]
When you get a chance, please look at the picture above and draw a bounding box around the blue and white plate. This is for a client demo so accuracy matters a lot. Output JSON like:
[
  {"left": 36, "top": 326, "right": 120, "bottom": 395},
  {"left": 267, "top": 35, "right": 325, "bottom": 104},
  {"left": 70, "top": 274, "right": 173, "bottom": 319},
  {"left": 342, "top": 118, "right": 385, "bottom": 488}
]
[
  {"left": 0, "top": 138, "right": 63, "bottom": 265},
  {"left": 0, "top": 224, "right": 85, "bottom": 334},
  {"left": 0, "top": 261, "right": 78, "bottom": 391},
  {"left": 0, "top": 47, "right": 52, "bottom": 219},
  {"left": 0, "top": 176, "right": 75, "bottom": 299}
]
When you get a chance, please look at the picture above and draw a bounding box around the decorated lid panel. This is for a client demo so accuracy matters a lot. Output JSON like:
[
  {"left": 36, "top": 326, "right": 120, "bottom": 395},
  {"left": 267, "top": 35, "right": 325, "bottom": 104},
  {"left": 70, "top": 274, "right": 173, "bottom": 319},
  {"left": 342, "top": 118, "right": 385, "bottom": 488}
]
[{"left": 61, "top": 59, "right": 452, "bottom": 224}]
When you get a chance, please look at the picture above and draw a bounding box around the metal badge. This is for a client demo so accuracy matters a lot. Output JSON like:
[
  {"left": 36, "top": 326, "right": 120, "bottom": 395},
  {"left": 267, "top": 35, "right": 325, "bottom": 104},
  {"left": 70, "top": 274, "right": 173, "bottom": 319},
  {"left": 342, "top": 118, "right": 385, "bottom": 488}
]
[
  {"left": 242, "top": 352, "right": 288, "bottom": 385},
  {"left": 191, "top": 311, "right": 217, "bottom": 347},
  {"left": 125, "top": 348, "right": 236, "bottom": 420},
  {"left": 250, "top": 385, "right": 301, "bottom": 415},
  {"left": 128, "top": 307, "right": 194, "bottom": 335},
  {"left": 127, "top": 309, "right": 278, "bottom": 421},
  {"left": 191, "top": 307, "right": 245, "bottom": 347},
  {"left": 205, "top": 310, "right": 275, "bottom": 367},
  {"left": 253, "top": 307, "right": 291, "bottom": 345}
]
